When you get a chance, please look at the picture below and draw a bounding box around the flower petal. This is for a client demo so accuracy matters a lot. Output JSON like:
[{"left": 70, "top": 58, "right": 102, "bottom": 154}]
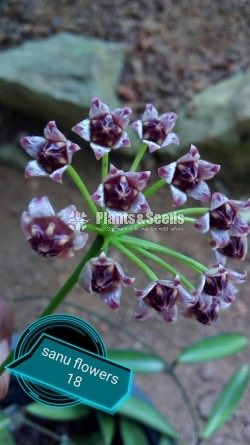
[
  {"left": 163, "top": 305, "right": 177, "bottom": 322},
  {"left": 44, "top": 121, "right": 66, "bottom": 142},
  {"left": 170, "top": 185, "right": 187, "bottom": 206},
  {"left": 92, "top": 183, "right": 105, "bottom": 207},
  {"left": 130, "top": 120, "right": 143, "bottom": 139},
  {"left": 142, "top": 104, "right": 158, "bottom": 121},
  {"left": 21, "top": 211, "right": 32, "bottom": 237},
  {"left": 198, "top": 160, "right": 220, "bottom": 180},
  {"left": 177, "top": 145, "right": 200, "bottom": 163},
  {"left": 66, "top": 141, "right": 82, "bottom": 164},
  {"left": 112, "top": 107, "right": 132, "bottom": 128},
  {"left": 89, "top": 97, "right": 110, "bottom": 119},
  {"left": 115, "top": 262, "right": 135, "bottom": 286},
  {"left": 49, "top": 166, "right": 68, "bottom": 183},
  {"left": 135, "top": 282, "right": 157, "bottom": 300},
  {"left": 146, "top": 141, "right": 161, "bottom": 153},
  {"left": 178, "top": 287, "right": 197, "bottom": 306},
  {"left": 227, "top": 269, "right": 247, "bottom": 284},
  {"left": 229, "top": 198, "right": 250, "bottom": 211},
  {"left": 210, "top": 192, "right": 228, "bottom": 211},
  {"left": 73, "top": 233, "right": 88, "bottom": 250},
  {"left": 195, "top": 212, "right": 210, "bottom": 232},
  {"left": 162, "top": 132, "right": 180, "bottom": 147},
  {"left": 159, "top": 112, "right": 177, "bottom": 132},
  {"left": 135, "top": 299, "right": 151, "bottom": 320},
  {"left": 126, "top": 171, "right": 151, "bottom": 190},
  {"left": 58, "top": 205, "right": 77, "bottom": 225},
  {"left": 90, "top": 143, "right": 110, "bottom": 160},
  {"left": 130, "top": 192, "right": 150, "bottom": 213},
  {"left": 158, "top": 162, "right": 177, "bottom": 184},
  {"left": 28, "top": 197, "right": 55, "bottom": 218},
  {"left": 25, "top": 160, "right": 48, "bottom": 178},
  {"left": 210, "top": 229, "right": 231, "bottom": 248},
  {"left": 113, "top": 131, "right": 131, "bottom": 149},
  {"left": 231, "top": 216, "right": 250, "bottom": 236},
  {"left": 71, "top": 119, "right": 91, "bottom": 141},
  {"left": 188, "top": 180, "right": 211, "bottom": 202},
  {"left": 20, "top": 136, "right": 46, "bottom": 158},
  {"left": 78, "top": 262, "right": 93, "bottom": 293},
  {"left": 101, "top": 286, "right": 122, "bottom": 310}
]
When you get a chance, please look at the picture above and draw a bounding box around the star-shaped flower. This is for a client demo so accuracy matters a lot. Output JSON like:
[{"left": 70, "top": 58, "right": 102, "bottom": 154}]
[
  {"left": 21, "top": 197, "right": 88, "bottom": 257},
  {"left": 158, "top": 145, "right": 220, "bottom": 206},
  {"left": 131, "top": 103, "right": 179, "bottom": 153},
  {"left": 79, "top": 253, "right": 135, "bottom": 309},
  {"left": 92, "top": 164, "right": 151, "bottom": 215},
  {"left": 21, "top": 121, "right": 81, "bottom": 183},
  {"left": 135, "top": 277, "right": 196, "bottom": 322},
  {"left": 72, "top": 98, "right": 132, "bottom": 160}
]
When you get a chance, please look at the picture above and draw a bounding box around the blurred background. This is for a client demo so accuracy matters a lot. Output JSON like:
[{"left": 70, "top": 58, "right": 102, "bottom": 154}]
[{"left": 0, "top": 1, "right": 249, "bottom": 444}]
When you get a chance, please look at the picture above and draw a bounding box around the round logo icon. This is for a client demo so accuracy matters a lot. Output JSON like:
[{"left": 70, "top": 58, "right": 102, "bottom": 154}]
[{"left": 14, "top": 314, "right": 106, "bottom": 406}]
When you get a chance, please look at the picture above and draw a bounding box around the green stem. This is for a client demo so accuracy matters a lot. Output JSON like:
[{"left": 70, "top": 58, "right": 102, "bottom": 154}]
[
  {"left": 114, "top": 207, "right": 208, "bottom": 236},
  {"left": 0, "top": 236, "right": 103, "bottom": 372},
  {"left": 144, "top": 178, "right": 166, "bottom": 197},
  {"left": 111, "top": 239, "right": 158, "bottom": 281},
  {"left": 130, "top": 245, "right": 195, "bottom": 290},
  {"left": 119, "top": 235, "right": 207, "bottom": 273},
  {"left": 129, "top": 142, "right": 148, "bottom": 172},
  {"left": 67, "top": 165, "right": 97, "bottom": 217},
  {"left": 101, "top": 153, "right": 109, "bottom": 180}
]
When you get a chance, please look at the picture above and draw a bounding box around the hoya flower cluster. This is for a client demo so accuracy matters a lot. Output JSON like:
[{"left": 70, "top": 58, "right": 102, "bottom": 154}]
[{"left": 20, "top": 98, "right": 249, "bottom": 325}]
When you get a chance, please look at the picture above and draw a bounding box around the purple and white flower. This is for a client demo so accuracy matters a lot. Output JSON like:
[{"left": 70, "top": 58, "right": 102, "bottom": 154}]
[
  {"left": 195, "top": 264, "right": 246, "bottom": 309},
  {"left": 183, "top": 264, "right": 247, "bottom": 324},
  {"left": 21, "top": 197, "right": 88, "bottom": 258},
  {"left": 92, "top": 164, "right": 151, "bottom": 214},
  {"left": 211, "top": 235, "right": 248, "bottom": 265},
  {"left": 131, "top": 103, "right": 179, "bottom": 153},
  {"left": 20, "top": 121, "right": 81, "bottom": 183},
  {"left": 72, "top": 98, "right": 132, "bottom": 160},
  {"left": 135, "top": 277, "right": 196, "bottom": 323},
  {"left": 195, "top": 192, "right": 250, "bottom": 248},
  {"left": 79, "top": 253, "right": 135, "bottom": 309},
  {"left": 158, "top": 145, "right": 220, "bottom": 206}
]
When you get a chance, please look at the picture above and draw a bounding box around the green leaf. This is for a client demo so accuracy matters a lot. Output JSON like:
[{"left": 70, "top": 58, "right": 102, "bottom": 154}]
[
  {"left": 202, "top": 364, "right": 250, "bottom": 439},
  {"left": 73, "top": 431, "right": 103, "bottom": 445},
  {"left": 108, "top": 349, "right": 165, "bottom": 373},
  {"left": 0, "top": 410, "right": 15, "bottom": 445},
  {"left": 118, "top": 396, "right": 179, "bottom": 439},
  {"left": 25, "top": 402, "right": 90, "bottom": 421},
  {"left": 159, "top": 436, "right": 172, "bottom": 445},
  {"left": 119, "top": 417, "right": 149, "bottom": 445},
  {"left": 97, "top": 412, "right": 115, "bottom": 445},
  {"left": 177, "top": 333, "right": 249, "bottom": 363}
]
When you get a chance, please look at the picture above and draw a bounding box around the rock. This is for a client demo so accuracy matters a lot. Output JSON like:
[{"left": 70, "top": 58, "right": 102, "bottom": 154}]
[
  {"left": 159, "top": 72, "right": 250, "bottom": 190},
  {"left": 0, "top": 32, "right": 124, "bottom": 127}
]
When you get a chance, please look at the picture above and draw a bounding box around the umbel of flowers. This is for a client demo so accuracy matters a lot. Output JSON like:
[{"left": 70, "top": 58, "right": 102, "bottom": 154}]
[{"left": 20, "top": 98, "right": 250, "bottom": 325}]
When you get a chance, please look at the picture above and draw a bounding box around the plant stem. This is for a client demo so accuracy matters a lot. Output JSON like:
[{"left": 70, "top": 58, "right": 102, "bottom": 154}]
[
  {"left": 119, "top": 235, "right": 207, "bottom": 273},
  {"left": 101, "top": 153, "right": 109, "bottom": 179},
  {"left": 67, "top": 165, "right": 97, "bottom": 217},
  {"left": 129, "top": 142, "right": 148, "bottom": 172},
  {"left": 111, "top": 239, "right": 158, "bottom": 281},
  {"left": 130, "top": 245, "right": 195, "bottom": 290},
  {"left": 0, "top": 236, "right": 103, "bottom": 373},
  {"left": 113, "top": 207, "right": 208, "bottom": 236},
  {"left": 144, "top": 178, "right": 166, "bottom": 197}
]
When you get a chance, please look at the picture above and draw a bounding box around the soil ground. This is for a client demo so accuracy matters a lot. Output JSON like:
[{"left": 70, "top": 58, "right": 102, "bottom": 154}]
[{"left": 0, "top": 1, "right": 250, "bottom": 444}]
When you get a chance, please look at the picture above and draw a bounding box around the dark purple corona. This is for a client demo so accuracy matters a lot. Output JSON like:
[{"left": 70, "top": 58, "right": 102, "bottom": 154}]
[
  {"left": 28, "top": 216, "right": 74, "bottom": 257},
  {"left": 90, "top": 114, "right": 123, "bottom": 148},
  {"left": 142, "top": 119, "right": 166, "bottom": 146}
]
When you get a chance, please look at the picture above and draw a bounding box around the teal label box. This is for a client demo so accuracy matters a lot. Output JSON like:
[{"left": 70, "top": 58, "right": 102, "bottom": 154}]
[{"left": 7, "top": 334, "right": 133, "bottom": 414}]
